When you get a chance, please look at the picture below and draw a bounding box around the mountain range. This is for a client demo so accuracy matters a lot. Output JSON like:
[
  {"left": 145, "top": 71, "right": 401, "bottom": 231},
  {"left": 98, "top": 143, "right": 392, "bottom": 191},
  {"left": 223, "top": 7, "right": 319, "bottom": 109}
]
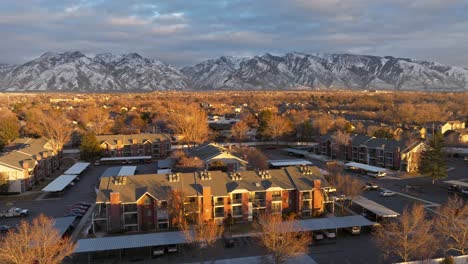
[{"left": 0, "top": 51, "right": 467, "bottom": 92}]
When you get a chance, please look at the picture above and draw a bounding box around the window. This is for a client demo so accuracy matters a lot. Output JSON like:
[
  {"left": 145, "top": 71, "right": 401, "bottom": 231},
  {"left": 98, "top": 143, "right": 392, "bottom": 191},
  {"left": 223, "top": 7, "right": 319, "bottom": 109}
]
[
  {"left": 271, "top": 202, "right": 281, "bottom": 213},
  {"left": 124, "top": 213, "right": 138, "bottom": 225},
  {"left": 159, "top": 200, "right": 168, "bottom": 208},
  {"left": 214, "top": 207, "right": 224, "bottom": 218},
  {"left": 123, "top": 203, "right": 137, "bottom": 212},
  {"left": 232, "top": 205, "right": 242, "bottom": 216},
  {"left": 232, "top": 193, "right": 242, "bottom": 204}
]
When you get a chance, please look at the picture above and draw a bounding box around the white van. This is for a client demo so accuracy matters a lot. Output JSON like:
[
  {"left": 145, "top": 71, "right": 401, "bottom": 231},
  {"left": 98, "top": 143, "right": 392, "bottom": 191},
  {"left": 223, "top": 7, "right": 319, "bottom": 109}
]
[
  {"left": 345, "top": 226, "right": 361, "bottom": 235},
  {"left": 367, "top": 171, "right": 386, "bottom": 178}
]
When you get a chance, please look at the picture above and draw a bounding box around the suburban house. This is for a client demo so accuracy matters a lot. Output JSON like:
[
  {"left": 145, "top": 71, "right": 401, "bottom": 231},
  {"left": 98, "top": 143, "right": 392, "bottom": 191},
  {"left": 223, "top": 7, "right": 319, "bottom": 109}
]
[
  {"left": 0, "top": 138, "right": 59, "bottom": 193},
  {"left": 316, "top": 134, "right": 425, "bottom": 172},
  {"left": 441, "top": 121, "right": 466, "bottom": 135},
  {"left": 189, "top": 143, "right": 247, "bottom": 171},
  {"left": 92, "top": 166, "right": 328, "bottom": 233},
  {"left": 96, "top": 134, "right": 171, "bottom": 159}
]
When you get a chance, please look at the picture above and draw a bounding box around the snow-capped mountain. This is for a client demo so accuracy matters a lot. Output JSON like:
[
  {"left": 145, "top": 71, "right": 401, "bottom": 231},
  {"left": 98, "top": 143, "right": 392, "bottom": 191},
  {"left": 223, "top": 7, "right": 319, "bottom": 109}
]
[
  {"left": 0, "top": 51, "right": 189, "bottom": 92},
  {"left": 1, "top": 51, "right": 467, "bottom": 92},
  {"left": 183, "top": 52, "right": 468, "bottom": 91}
]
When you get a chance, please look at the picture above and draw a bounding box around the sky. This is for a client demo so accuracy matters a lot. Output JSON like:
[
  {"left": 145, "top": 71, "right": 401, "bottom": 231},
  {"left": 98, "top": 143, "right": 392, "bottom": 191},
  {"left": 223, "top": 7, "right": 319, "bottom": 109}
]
[{"left": 1, "top": 0, "right": 468, "bottom": 67}]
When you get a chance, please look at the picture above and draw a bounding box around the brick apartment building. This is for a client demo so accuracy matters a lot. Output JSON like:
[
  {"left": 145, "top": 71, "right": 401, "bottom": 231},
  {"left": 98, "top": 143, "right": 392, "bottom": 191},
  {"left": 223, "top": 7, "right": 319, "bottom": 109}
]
[
  {"left": 93, "top": 166, "right": 329, "bottom": 233},
  {"left": 0, "top": 138, "right": 59, "bottom": 193},
  {"left": 96, "top": 134, "right": 171, "bottom": 159},
  {"left": 316, "top": 134, "right": 425, "bottom": 172}
]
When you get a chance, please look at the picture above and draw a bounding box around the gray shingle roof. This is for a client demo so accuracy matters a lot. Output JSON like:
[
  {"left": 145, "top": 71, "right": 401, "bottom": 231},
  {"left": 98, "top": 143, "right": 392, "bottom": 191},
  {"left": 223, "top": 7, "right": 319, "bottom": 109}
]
[
  {"left": 0, "top": 138, "right": 52, "bottom": 170},
  {"left": 96, "top": 133, "right": 170, "bottom": 146}
]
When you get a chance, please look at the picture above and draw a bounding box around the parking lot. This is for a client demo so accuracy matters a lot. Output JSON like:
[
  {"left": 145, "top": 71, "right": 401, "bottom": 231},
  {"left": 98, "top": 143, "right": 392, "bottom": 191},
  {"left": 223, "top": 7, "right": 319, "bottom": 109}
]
[{"left": 0, "top": 159, "right": 158, "bottom": 228}]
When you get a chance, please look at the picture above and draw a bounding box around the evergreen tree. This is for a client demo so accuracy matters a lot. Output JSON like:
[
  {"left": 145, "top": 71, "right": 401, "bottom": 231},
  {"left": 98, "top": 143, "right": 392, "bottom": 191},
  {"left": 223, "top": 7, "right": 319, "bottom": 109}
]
[
  {"left": 257, "top": 109, "right": 273, "bottom": 141},
  {"left": 79, "top": 132, "right": 101, "bottom": 161},
  {"left": 0, "top": 115, "right": 20, "bottom": 150},
  {"left": 419, "top": 132, "right": 446, "bottom": 183}
]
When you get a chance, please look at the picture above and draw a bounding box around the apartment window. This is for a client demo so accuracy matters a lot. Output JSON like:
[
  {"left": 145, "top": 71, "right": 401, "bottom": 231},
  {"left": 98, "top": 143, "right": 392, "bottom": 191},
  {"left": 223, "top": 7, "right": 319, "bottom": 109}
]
[
  {"left": 159, "top": 201, "right": 168, "bottom": 208},
  {"left": 123, "top": 203, "right": 137, "bottom": 212},
  {"left": 124, "top": 213, "right": 138, "bottom": 225},
  {"left": 271, "top": 203, "right": 281, "bottom": 213},
  {"left": 232, "top": 193, "right": 242, "bottom": 204},
  {"left": 214, "top": 207, "right": 224, "bottom": 218},
  {"left": 232, "top": 205, "right": 242, "bottom": 216}
]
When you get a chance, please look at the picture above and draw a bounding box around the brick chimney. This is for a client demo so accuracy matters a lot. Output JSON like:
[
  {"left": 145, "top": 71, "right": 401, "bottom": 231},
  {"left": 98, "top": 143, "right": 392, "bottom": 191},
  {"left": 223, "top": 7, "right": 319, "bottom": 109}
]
[
  {"left": 202, "top": 187, "right": 212, "bottom": 221},
  {"left": 312, "top": 180, "right": 324, "bottom": 211},
  {"left": 109, "top": 192, "right": 122, "bottom": 232}
]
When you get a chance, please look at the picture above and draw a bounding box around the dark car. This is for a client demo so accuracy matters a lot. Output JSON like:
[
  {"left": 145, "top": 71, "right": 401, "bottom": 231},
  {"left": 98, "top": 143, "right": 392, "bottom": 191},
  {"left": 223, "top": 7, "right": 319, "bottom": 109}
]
[
  {"left": 449, "top": 185, "right": 462, "bottom": 193},
  {"left": 0, "top": 225, "right": 13, "bottom": 233},
  {"left": 223, "top": 232, "right": 235, "bottom": 248}
]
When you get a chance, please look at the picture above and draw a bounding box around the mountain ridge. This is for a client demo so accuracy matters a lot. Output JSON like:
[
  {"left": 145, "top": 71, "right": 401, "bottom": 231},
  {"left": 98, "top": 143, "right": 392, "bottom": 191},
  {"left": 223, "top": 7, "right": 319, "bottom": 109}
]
[{"left": 0, "top": 51, "right": 467, "bottom": 92}]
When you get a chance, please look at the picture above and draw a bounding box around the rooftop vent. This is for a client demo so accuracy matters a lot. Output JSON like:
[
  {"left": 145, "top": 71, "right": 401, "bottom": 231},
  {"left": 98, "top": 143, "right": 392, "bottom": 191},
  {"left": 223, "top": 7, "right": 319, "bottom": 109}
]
[
  {"left": 167, "top": 173, "right": 181, "bottom": 182},
  {"left": 257, "top": 170, "right": 271, "bottom": 179},
  {"left": 254, "top": 182, "right": 261, "bottom": 187},
  {"left": 199, "top": 170, "right": 212, "bottom": 180},
  {"left": 229, "top": 172, "right": 242, "bottom": 181},
  {"left": 299, "top": 165, "right": 314, "bottom": 175},
  {"left": 112, "top": 176, "right": 127, "bottom": 185}
]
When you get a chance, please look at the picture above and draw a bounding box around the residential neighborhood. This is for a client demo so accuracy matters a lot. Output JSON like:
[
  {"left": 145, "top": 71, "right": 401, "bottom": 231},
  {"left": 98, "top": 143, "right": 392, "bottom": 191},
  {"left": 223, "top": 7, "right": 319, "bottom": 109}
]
[{"left": 0, "top": 91, "right": 467, "bottom": 264}]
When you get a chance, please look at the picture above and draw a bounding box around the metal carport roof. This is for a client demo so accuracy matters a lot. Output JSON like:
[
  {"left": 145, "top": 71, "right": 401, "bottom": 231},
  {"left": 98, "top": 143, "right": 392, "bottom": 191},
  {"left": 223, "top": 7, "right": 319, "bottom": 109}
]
[
  {"left": 295, "top": 215, "right": 376, "bottom": 231},
  {"left": 444, "top": 180, "right": 468, "bottom": 188},
  {"left": 353, "top": 196, "right": 399, "bottom": 217},
  {"left": 53, "top": 216, "right": 76, "bottom": 237},
  {"left": 42, "top": 174, "right": 78, "bottom": 192},
  {"left": 269, "top": 159, "right": 313, "bottom": 167},
  {"left": 118, "top": 166, "right": 137, "bottom": 176},
  {"left": 345, "top": 162, "right": 387, "bottom": 173},
  {"left": 100, "top": 156, "right": 152, "bottom": 161},
  {"left": 64, "top": 162, "right": 90, "bottom": 175},
  {"left": 74, "top": 231, "right": 187, "bottom": 253}
]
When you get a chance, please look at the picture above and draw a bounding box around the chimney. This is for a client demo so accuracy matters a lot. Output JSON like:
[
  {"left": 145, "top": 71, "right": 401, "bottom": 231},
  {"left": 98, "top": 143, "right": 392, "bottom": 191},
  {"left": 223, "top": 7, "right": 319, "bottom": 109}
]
[
  {"left": 202, "top": 187, "right": 212, "bottom": 221},
  {"left": 312, "top": 180, "right": 324, "bottom": 211},
  {"left": 22, "top": 161, "right": 29, "bottom": 170},
  {"left": 132, "top": 139, "right": 138, "bottom": 145}
]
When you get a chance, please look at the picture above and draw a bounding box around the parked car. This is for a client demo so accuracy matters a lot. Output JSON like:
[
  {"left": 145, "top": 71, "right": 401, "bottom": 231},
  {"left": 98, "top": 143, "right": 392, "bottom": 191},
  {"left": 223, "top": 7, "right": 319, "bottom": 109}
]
[
  {"left": 322, "top": 229, "right": 336, "bottom": 239},
  {"left": 380, "top": 190, "right": 396, "bottom": 197},
  {"left": 68, "top": 205, "right": 89, "bottom": 210},
  {"left": 367, "top": 171, "right": 386, "bottom": 178},
  {"left": 0, "top": 208, "right": 29, "bottom": 218},
  {"left": 333, "top": 194, "right": 349, "bottom": 201},
  {"left": 152, "top": 246, "right": 165, "bottom": 257},
  {"left": 345, "top": 226, "right": 361, "bottom": 235},
  {"left": 313, "top": 231, "right": 324, "bottom": 241},
  {"left": 94, "top": 160, "right": 100, "bottom": 166},
  {"left": 461, "top": 189, "right": 468, "bottom": 196},
  {"left": 166, "top": 244, "right": 178, "bottom": 253},
  {"left": 364, "top": 182, "right": 379, "bottom": 190},
  {"left": 0, "top": 225, "right": 14, "bottom": 233},
  {"left": 223, "top": 232, "right": 235, "bottom": 248},
  {"left": 448, "top": 184, "right": 461, "bottom": 193}
]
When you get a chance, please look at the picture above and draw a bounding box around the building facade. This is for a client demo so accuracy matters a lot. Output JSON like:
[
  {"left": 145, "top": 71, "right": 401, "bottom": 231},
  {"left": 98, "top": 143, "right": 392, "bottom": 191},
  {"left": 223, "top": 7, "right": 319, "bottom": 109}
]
[
  {"left": 96, "top": 134, "right": 171, "bottom": 159},
  {"left": 0, "top": 138, "right": 59, "bottom": 193},
  {"left": 93, "top": 166, "right": 329, "bottom": 234},
  {"left": 316, "top": 134, "right": 425, "bottom": 172}
]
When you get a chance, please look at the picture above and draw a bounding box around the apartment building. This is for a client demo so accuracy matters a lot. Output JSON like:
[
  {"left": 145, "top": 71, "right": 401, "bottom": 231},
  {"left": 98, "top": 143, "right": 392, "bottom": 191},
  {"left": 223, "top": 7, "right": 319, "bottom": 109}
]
[
  {"left": 0, "top": 138, "right": 59, "bottom": 193},
  {"left": 96, "top": 134, "right": 171, "bottom": 159},
  {"left": 93, "top": 166, "right": 328, "bottom": 233},
  {"left": 317, "top": 134, "right": 425, "bottom": 172}
]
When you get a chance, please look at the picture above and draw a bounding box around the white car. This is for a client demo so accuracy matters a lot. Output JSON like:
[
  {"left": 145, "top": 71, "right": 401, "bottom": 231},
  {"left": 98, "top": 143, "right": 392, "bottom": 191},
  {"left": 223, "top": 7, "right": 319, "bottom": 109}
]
[
  {"left": 313, "top": 232, "right": 324, "bottom": 241},
  {"left": 380, "top": 190, "right": 396, "bottom": 197},
  {"left": 322, "top": 229, "right": 336, "bottom": 239},
  {"left": 461, "top": 189, "right": 468, "bottom": 196}
]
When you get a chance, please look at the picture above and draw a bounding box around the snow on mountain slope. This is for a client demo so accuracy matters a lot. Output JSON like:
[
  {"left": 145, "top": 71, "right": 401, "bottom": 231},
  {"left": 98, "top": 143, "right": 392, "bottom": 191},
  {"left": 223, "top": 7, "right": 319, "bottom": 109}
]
[{"left": 0, "top": 51, "right": 467, "bottom": 91}]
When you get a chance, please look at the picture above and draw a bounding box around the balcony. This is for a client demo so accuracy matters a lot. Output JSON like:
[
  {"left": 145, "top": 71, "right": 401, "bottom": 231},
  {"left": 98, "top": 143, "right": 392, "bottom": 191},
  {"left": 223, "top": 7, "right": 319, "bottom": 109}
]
[
  {"left": 272, "top": 195, "right": 282, "bottom": 202},
  {"left": 214, "top": 199, "right": 224, "bottom": 206},
  {"left": 232, "top": 198, "right": 242, "bottom": 204},
  {"left": 252, "top": 199, "right": 266, "bottom": 208},
  {"left": 157, "top": 209, "right": 168, "bottom": 220}
]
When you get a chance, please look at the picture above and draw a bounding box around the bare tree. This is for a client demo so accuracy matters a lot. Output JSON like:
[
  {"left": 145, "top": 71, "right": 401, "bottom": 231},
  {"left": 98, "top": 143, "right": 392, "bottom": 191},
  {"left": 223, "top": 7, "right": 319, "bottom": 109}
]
[
  {"left": 167, "top": 189, "right": 186, "bottom": 228},
  {"left": 329, "top": 174, "right": 363, "bottom": 212},
  {"left": 331, "top": 130, "right": 351, "bottom": 160},
  {"left": 0, "top": 214, "right": 75, "bottom": 264},
  {"left": 254, "top": 214, "right": 311, "bottom": 264},
  {"left": 181, "top": 219, "right": 224, "bottom": 263},
  {"left": 231, "top": 120, "right": 250, "bottom": 146},
  {"left": 264, "top": 115, "right": 293, "bottom": 143},
  {"left": 374, "top": 204, "right": 436, "bottom": 262},
  {"left": 435, "top": 196, "right": 468, "bottom": 255},
  {"left": 81, "top": 106, "right": 111, "bottom": 135},
  {"left": 31, "top": 110, "right": 74, "bottom": 154},
  {"left": 245, "top": 147, "right": 268, "bottom": 170},
  {"left": 167, "top": 104, "right": 209, "bottom": 147}
]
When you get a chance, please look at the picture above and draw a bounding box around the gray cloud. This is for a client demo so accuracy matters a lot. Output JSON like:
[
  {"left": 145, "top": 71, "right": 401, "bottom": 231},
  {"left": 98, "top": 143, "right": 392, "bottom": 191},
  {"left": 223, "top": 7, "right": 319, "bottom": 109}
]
[{"left": 0, "top": 0, "right": 467, "bottom": 67}]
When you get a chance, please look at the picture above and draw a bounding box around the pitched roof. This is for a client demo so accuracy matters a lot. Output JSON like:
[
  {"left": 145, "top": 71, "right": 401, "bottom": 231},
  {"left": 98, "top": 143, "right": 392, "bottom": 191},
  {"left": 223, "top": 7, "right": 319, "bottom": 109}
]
[
  {"left": 285, "top": 166, "right": 329, "bottom": 191},
  {"left": 96, "top": 133, "right": 171, "bottom": 146},
  {"left": 365, "top": 138, "right": 406, "bottom": 151},
  {"left": 96, "top": 168, "right": 307, "bottom": 203},
  {"left": 350, "top": 134, "right": 373, "bottom": 146},
  {"left": 189, "top": 143, "right": 246, "bottom": 163},
  {"left": 0, "top": 138, "right": 53, "bottom": 170}
]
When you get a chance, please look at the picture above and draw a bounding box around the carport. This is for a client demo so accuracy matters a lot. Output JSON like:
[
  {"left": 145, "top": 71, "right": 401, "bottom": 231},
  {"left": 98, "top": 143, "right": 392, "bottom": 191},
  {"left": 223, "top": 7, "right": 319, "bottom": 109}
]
[
  {"left": 353, "top": 196, "right": 399, "bottom": 221},
  {"left": 99, "top": 156, "right": 152, "bottom": 165},
  {"left": 295, "top": 215, "right": 376, "bottom": 232},
  {"left": 269, "top": 159, "right": 313, "bottom": 168},
  {"left": 42, "top": 174, "right": 79, "bottom": 193},
  {"left": 63, "top": 162, "right": 90, "bottom": 175},
  {"left": 74, "top": 231, "right": 187, "bottom": 263},
  {"left": 444, "top": 180, "right": 468, "bottom": 189},
  {"left": 53, "top": 216, "right": 76, "bottom": 238}
]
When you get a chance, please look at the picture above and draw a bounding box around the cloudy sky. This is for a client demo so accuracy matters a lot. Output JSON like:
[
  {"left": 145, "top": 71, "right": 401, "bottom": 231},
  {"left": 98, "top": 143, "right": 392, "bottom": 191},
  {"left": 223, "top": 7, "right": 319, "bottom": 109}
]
[{"left": 1, "top": 0, "right": 468, "bottom": 67}]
